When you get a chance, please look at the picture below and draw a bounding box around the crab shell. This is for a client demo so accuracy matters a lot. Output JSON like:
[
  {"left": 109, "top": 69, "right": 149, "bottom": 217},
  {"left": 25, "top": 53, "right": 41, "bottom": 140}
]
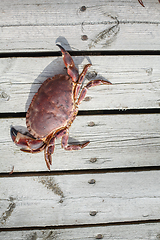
[{"left": 26, "top": 74, "right": 78, "bottom": 140}]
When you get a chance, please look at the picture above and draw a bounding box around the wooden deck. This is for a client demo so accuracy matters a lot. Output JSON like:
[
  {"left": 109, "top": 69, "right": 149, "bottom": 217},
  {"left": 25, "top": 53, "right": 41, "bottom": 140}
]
[{"left": 0, "top": 0, "right": 160, "bottom": 239}]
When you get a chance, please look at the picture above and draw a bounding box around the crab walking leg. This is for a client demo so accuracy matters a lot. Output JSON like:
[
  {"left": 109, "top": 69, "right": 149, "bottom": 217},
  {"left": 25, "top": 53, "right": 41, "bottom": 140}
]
[
  {"left": 77, "top": 79, "right": 112, "bottom": 105},
  {"left": 61, "top": 129, "right": 90, "bottom": 150},
  {"left": 56, "top": 44, "right": 79, "bottom": 82},
  {"left": 74, "top": 64, "right": 92, "bottom": 99},
  {"left": 44, "top": 137, "right": 56, "bottom": 170}
]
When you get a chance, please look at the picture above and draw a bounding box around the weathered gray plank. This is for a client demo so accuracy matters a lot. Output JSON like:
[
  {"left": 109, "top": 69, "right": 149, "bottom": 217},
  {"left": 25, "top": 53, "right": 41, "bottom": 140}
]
[
  {"left": 0, "top": 171, "right": 160, "bottom": 228},
  {"left": 1, "top": 56, "right": 160, "bottom": 113},
  {"left": 1, "top": 223, "right": 160, "bottom": 240},
  {"left": 0, "top": 0, "right": 160, "bottom": 52},
  {"left": 1, "top": 114, "right": 160, "bottom": 173}
]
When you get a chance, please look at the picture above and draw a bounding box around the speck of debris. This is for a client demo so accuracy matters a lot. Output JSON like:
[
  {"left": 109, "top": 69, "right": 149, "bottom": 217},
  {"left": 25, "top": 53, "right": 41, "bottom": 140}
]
[
  {"left": 146, "top": 67, "right": 153, "bottom": 76},
  {"left": 156, "top": 233, "right": 160, "bottom": 240},
  {"left": 38, "top": 177, "right": 64, "bottom": 199},
  {"left": 59, "top": 199, "right": 64, "bottom": 203},
  {"left": 26, "top": 232, "right": 37, "bottom": 240},
  {"left": 9, "top": 166, "right": 14, "bottom": 175}
]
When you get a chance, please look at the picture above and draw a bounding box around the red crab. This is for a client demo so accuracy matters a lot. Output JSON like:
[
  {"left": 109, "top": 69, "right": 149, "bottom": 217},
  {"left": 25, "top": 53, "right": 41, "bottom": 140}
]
[
  {"left": 11, "top": 44, "right": 111, "bottom": 170},
  {"left": 138, "top": 0, "right": 160, "bottom": 7}
]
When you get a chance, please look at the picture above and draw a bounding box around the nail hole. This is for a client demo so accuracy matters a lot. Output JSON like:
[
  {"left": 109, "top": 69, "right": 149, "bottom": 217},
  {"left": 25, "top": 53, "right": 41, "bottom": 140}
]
[
  {"left": 95, "top": 234, "right": 103, "bottom": 239},
  {"left": 81, "top": 35, "right": 88, "bottom": 41},
  {"left": 80, "top": 6, "right": 86, "bottom": 11},
  {"left": 88, "top": 179, "right": 96, "bottom": 184},
  {"left": 90, "top": 158, "right": 97, "bottom": 163},
  {"left": 90, "top": 211, "right": 97, "bottom": 216}
]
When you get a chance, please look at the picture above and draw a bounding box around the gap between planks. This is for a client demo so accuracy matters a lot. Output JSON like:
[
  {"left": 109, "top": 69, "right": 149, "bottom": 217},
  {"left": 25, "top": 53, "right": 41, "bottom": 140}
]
[
  {"left": 0, "top": 108, "right": 160, "bottom": 119},
  {"left": 0, "top": 50, "right": 160, "bottom": 58},
  {"left": 1, "top": 166, "right": 160, "bottom": 179},
  {"left": 1, "top": 218, "right": 160, "bottom": 232}
]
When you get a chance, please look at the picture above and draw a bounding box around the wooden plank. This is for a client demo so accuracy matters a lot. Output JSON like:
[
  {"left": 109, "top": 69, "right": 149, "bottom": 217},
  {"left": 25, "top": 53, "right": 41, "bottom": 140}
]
[
  {"left": 1, "top": 55, "right": 160, "bottom": 113},
  {"left": 1, "top": 114, "right": 160, "bottom": 173},
  {"left": 0, "top": 0, "right": 160, "bottom": 52},
  {"left": 0, "top": 171, "right": 160, "bottom": 228},
  {"left": 1, "top": 223, "right": 160, "bottom": 239}
]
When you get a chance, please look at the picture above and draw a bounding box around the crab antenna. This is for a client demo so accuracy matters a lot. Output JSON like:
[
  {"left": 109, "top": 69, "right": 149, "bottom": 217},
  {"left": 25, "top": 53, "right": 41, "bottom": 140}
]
[{"left": 56, "top": 44, "right": 79, "bottom": 82}]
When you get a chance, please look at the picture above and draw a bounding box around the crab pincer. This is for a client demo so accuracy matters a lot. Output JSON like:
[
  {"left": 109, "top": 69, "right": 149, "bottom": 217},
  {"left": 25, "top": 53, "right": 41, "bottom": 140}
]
[{"left": 56, "top": 44, "right": 79, "bottom": 82}]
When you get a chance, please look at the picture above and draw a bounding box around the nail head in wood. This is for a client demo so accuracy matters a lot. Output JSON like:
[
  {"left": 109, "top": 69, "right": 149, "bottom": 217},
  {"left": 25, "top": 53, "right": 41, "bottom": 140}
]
[
  {"left": 90, "top": 158, "right": 97, "bottom": 163},
  {"left": 84, "top": 96, "right": 92, "bottom": 101},
  {"left": 95, "top": 234, "right": 103, "bottom": 239},
  {"left": 0, "top": 91, "right": 10, "bottom": 101},
  {"left": 81, "top": 35, "right": 88, "bottom": 41},
  {"left": 90, "top": 211, "right": 97, "bottom": 216},
  {"left": 80, "top": 6, "right": 86, "bottom": 12},
  {"left": 88, "top": 179, "right": 96, "bottom": 184},
  {"left": 88, "top": 121, "right": 95, "bottom": 127},
  {"left": 86, "top": 71, "right": 97, "bottom": 80}
]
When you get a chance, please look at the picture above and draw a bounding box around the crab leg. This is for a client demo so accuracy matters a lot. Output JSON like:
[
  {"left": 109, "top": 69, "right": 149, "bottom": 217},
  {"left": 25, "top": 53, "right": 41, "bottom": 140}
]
[
  {"left": 44, "top": 129, "right": 68, "bottom": 170},
  {"left": 61, "top": 129, "right": 90, "bottom": 150},
  {"left": 77, "top": 79, "right": 112, "bottom": 105},
  {"left": 11, "top": 127, "right": 45, "bottom": 153},
  {"left": 74, "top": 64, "right": 92, "bottom": 100},
  {"left": 57, "top": 44, "right": 79, "bottom": 82},
  {"left": 44, "top": 137, "right": 55, "bottom": 170}
]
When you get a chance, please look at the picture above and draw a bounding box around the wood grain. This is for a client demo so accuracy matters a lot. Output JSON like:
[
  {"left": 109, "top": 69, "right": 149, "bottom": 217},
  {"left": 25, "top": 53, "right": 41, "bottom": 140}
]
[
  {"left": 1, "top": 223, "right": 160, "bottom": 239},
  {"left": 0, "top": 0, "right": 160, "bottom": 237},
  {"left": 0, "top": 0, "right": 160, "bottom": 52},
  {"left": 1, "top": 114, "right": 160, "bottom": 173},
  {"left": 1, "top": 55, "right": 160, "bottom": 113},
  {"left": 0, "top": 171, "right": 160, "bottom": 228}
]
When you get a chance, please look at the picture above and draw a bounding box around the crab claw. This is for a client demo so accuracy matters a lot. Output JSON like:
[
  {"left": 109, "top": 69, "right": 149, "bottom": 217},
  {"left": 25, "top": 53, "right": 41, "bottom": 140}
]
[
  {"left": 56, "top": 44, "right": 79, "bottom": 82},
  {"left": 11, "top": 126, "right": 44, "bottom": 152}
]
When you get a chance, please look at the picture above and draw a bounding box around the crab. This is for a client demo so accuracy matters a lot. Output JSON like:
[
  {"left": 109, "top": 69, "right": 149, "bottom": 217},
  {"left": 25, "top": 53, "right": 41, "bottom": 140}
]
[
  {"left": 11, "top": 44, "right": 112, "bottom": 170},
  {"left": 138, "top": 0, "right": 160, "bottom": 7}
]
